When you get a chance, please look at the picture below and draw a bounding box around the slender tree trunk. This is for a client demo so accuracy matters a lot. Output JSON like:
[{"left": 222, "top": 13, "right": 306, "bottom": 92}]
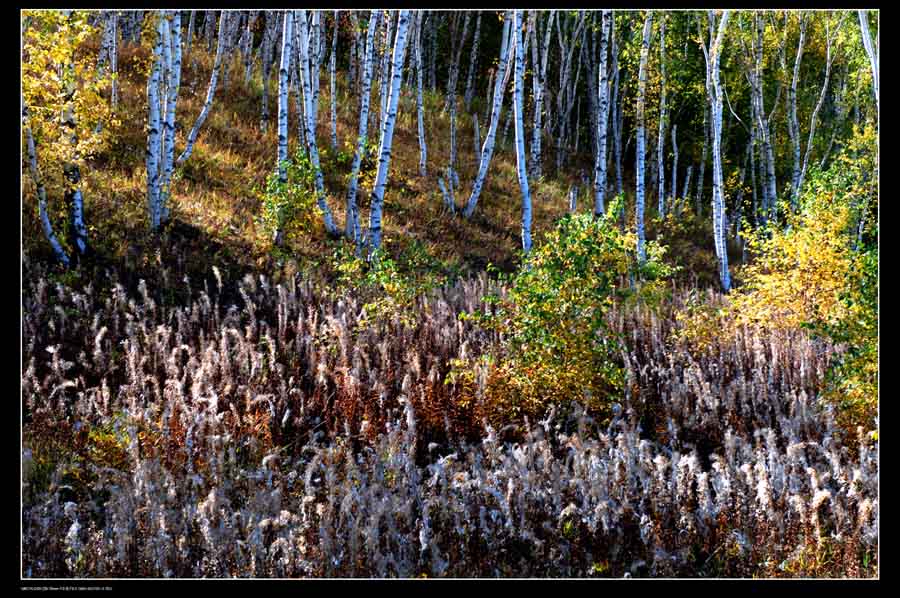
[
  {"left": 857, "top": 10, "right": 878, "bottom": 118},
  {"left": 24, "top": 107, "right": 70, "bottom": 266},
  {"left": 681, "top": 164, "right": 692, "bottom": 213},
  {"left": 529, "top": 11, "right": 554, "bottom": 179},
  {"left": 695, "top": 101, "right": 709, "bottom": 214},
  {"left": 593, "top": 10, "right": 611, "bottom": 217},
  {"left": 463, "top": 11, "right": 482, "bottom": 112},
  {"left": 798, "top": 16, "right": 838, "bottom": 202},
  {"left": 177, "top": 12, "right": 227, "bottom": 166},
  {"left": 635, "top": 12, "right": 652, "bottom": 263},
  {"left": 463, "top": 15, "right": 513, "bottom": 219},
  {"left": 296, "top": 10, "right": 340, "bottom": 237},
  {"left": 345, "top": 11, "right": 381, "bottom": 241},
  {"left": 330, "top": 10, "right": 339, "bottom": 150},
  {"left": 705, "top": 10, "right": 731, "bottom": 291},
  {"left": 260, "top": 12, "right": 280, "bottom": 132},
  {"left": 146, "top": 13, "right": 165, "bottom": 230},
  {"left": 670, "top": 124, "right": 678, "bottom": 207},
  {"left": 158, "top": 12, "right": 182, "bottom": 227},
  {"left": 414, "top": 11, "right": 427, "bottom": 177},
  {"left": 657, "top": 13, "right": 667, "bottom": 216},
  {"left": 511, "top": 10, "right": 532, "bottom": 253},
  {"left": 276, "top": 11, "right": 293, "bottom": 185},
  {"left": 367, "top": 10, "right": 411, "bottom": 253},
  {"left": 788, "top": 14, "right": 806, "bottom": 206}
]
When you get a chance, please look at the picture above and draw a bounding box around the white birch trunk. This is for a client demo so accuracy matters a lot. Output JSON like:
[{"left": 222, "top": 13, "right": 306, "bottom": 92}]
[
  {"left": 146, "top": 14, "right": 165, "bottom": 230},
  {"left": 706, "top": 11, "right": 731, "bottom": 292},
  {"left": 463, "top": 11, "right": 482, "bottom": 112},
  {"left": 529, "top": 11, "right": 554, "bottom": 179},
  {"left": 296, "top": 10, "right": 340, "bottom": 237},
  {"left": 24, "top": 104, "right": 70, "bottom": 266},
  {"left": 788, "top": 14, "right": 806, "bottom": 206},
  {"left": 276, "top": 11, "right": 293, "bottom": 185},
  {"left": 367, "top": 10, "right": 411, "bottom": 253},
  {"left": 798, "top": 15, "right": 838, "bottom": 203},
  {"left": 593, "top": 10, "right": 611, "bottom": 217},
  {"left": 177, "top": 12, "right": 227, "bottom": 166},
  {"left": 345, "top": 11, "right": 382, "bottom": 240},
  {"left": 414, "top": 11, "right": 427, "bottom": 177},
  {"left": 657, "top": 14, "right": 667, "bottom": 216},
  {"left": 681, "top": 164, "right": 692, "bottom": 213},
  {"left": 378, "top": 11, "right": 393, "bottom": 133},
  {"left": 260, "top": 13, "right": 280, "bottom": 132},
  {"left": 330, "top": 10, "right": 339, "bottom": 150},
  {"left": 670, "top": 124, "right": 678, "bottom": 207},
  {"left": 635, "top": 12, "right": 653, "bottom": 264},
  {"left": 857, "top": 10, "right": 878, "bottom": 117},
  {"left": 159, "top": 12, "right": 182, "bottom": 226},
  {"left": 511, "top": 10, "right": 532, "bottom": 254},
  {"left": 462, "top": 15, "right": 513, "bottom": 219}
]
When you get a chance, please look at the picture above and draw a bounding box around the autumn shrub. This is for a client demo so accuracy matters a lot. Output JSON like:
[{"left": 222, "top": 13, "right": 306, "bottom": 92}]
[
  {"left": 467, "top": 208, "right": 676, "bottom": 425},
  {"left": 729, "top": 127, "right": 877, "bottom": 432},
  {"left": 256, "top": 149, "right": 320, "bottom": 246}
]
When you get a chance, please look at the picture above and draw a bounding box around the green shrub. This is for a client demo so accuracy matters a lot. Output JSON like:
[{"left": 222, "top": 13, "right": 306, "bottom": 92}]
[
  {"left": 256, "top": 149, "right": 320, "bottom": 244},
  {"left": 468, "top": 207, "right": 676, "bottom": 423}
]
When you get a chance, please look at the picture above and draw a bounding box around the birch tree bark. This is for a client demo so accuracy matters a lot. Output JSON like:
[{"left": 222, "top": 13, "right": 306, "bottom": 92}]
[
  {"left": 635, "top": 12, "right": 653, "bottom": 264},
  {"left": 158, "top": 11, "right": 182, "bottom": 226},
  {"left": 857, "top": 10, "right": 878, "bottom": 117},
  {"left": 330, "top": 10, "right": 339, "bottom": 150},
  {"left": 657, "top": 13, "right": 667, "bottom": 216},
  {"left": 529, "top": 11, "right": 554, "bottom": 179},
  {"left": 704, "top": 10, "right": 732, "bottom": 292},
  {"left": 185, "top": 11, "right": 195, "bottom": 56},
  {"left": 345, "top": 11, "right": 382, "bottom": 240},
  {"left": 593, "top": 10, "right": 611, "bottom": 217},
  {"left": 367, "top": 10, "right": 411, "bottom": 253},
  {"left": 23, "top": 103, "right": 70, "bottom": 266},
  {"left": 670, "top": 123, "right": 678, "bottom": 207},
  {"left": 797, "top": 14, "right": 841, "bottom": 204},
  {"left": 177, "top": 12, "right": 228, "bottom": 166},
  {"left": 463, "top": 11, "right": 482, "bottom": 113},
  {"left": 296, "top": 10, "right": 340, "bottom": 237},
  {"left": 511, "top": 10, "right": 533, "bottom": 253},
  {"left": 146, "top": 13, "right": 165, "bottom": 230},
  {"left": 378, "top": 11, "right": 394, "bottom": 133},
  {"left": 259, "top": 12, "right": 280, "bottom": 132},
  {"left": 276, "top": 11, "right": 292, "bottom": 186},
  {"left": 787, "top": 13, "right": 806, "bottom": 206},
  {"left": 462, "top": 14, "right": 513, "bottom": 219},
  {"left": 414, "top": 10, "right": 427, "bottom": 177}
]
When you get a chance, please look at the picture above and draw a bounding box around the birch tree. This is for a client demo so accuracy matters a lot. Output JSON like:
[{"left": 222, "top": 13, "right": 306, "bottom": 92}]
[
  {"left": 414, "top": 11, "right": 427, "bottom": 177},
  {"left": 657, "top": 13, "right": 667, "bottom": 216},
  {"left": 330, "top": 10, "right": 339, "bottom": 150},
  {"left": 463, "top": 11, "right": 482, "bottom": 112},
  {"left": 529, "top": 11, "right": 555, "bottom": 179},
  {"left": 462, "top": 14, "right": 513, "bottom": 219},
  {"left": 345, "top": 11, "right": 382, "bottom": 240},
  {"left": 259, "top": 12, "right": 280, "bottom": 132},
  {"left": 296, "top": 10, "right": 340, "bottom": 237},
  {"left": 276, "top": 10, "right": 293, "bottom": 191},
  {"left": 511, "top": 10, "right": 533, "bottom": 253},
  {"left": 367, "top": 10, "right": 411, "bottom": 253},
  {"left": 145, "top": 14, "right": 165, "bottom": 230},
  {"left": 177, "top": 11, "right": 228, "bottom": 166},
  {"left": 593, "top": 10, "right": 611, "bottom": 217},
  {"left": 857, "top": 10, "right": 878, "bottom": 118},
  {"left": 24, "top": 104, "right": 70, "bottom": 266},
  {"left": 635, "top": 12, "right": 653, "bottom": 264},
  {"left": 703, "top": 10, "right": 732, "bottom": 291}
]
